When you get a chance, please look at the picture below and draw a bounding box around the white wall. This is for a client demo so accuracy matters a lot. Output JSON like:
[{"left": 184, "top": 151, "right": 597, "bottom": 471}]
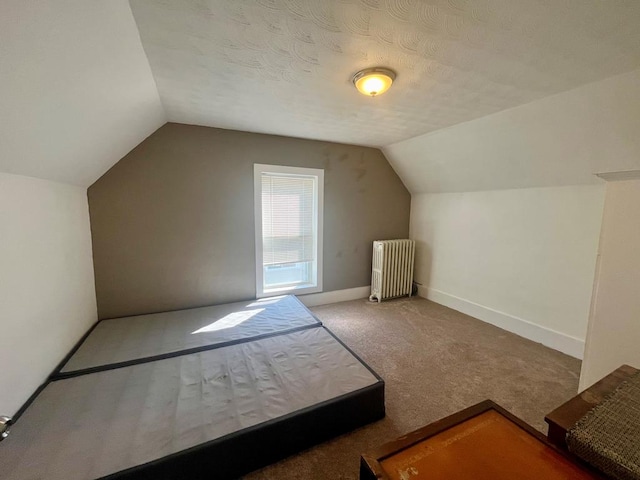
[
  {"left": 0, "top": 173, "right": 97, "bottom": 416},
  {"left": 580, "top": 179, "right": 640, "bottom": 389},
  {"left": 0, "top": 0, "right": 166, "bottom": 187},
  {"left": 383, "top": 68, "right": 640, "bottom": 361},
  {"left": 412, "top": 185, "right": 605, "bottom": 358},
  {"left": 384, "top": 68, "right": 640, "bottom": 194}
]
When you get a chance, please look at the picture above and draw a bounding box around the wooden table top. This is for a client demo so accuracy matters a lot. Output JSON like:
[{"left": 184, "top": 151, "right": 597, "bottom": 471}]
[{"left": 361, "top": 400, "right": 601, "bottom": 480}]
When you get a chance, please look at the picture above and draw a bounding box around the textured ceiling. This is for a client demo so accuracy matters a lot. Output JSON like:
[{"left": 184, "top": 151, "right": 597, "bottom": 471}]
[
  {"left": 384, "top": 68, "right": 640, "bottom": 194},
  {"left": 130, "top": 0, "right": 640, "bottom": 147}
]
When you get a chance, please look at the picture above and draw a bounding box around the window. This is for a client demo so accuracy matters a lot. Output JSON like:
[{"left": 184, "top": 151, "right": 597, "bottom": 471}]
[{"left": 254, "top": 164, "right": 323, "bottom": 297}]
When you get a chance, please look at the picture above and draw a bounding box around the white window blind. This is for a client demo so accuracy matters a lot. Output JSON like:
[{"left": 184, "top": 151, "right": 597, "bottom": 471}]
[
  {"left": 254, "top": 164, "right": 323, "bottom": 297},
  {"left": 261, "top": 174, "right": 315, "bottom": 266}
]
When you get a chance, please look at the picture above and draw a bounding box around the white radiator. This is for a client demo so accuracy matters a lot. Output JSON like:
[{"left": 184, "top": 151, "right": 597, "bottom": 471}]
[{"left": 369, "top": 239, "right": 415, "bottom": 303}]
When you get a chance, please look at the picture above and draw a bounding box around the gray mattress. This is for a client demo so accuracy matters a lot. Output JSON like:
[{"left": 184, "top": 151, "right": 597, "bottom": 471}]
[
  {"left": 60, "top": 295, "right": 320, "bottom": 374},
  {"left": 0, "top": 327, "right": 380, "bottom": 480}
]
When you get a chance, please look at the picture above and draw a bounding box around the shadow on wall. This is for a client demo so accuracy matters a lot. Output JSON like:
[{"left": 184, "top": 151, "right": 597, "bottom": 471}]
[{"left": 413, "top": 240, "right": 432, "bottom": 292}]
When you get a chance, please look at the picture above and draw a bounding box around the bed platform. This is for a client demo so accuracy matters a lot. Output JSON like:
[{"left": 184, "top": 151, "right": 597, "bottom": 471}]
[
  {"left": 1, "top": 296, "right": 384, "bottom": 480},
  {"left": 57, "top": 295, "right": 321, "bottom": 377}
]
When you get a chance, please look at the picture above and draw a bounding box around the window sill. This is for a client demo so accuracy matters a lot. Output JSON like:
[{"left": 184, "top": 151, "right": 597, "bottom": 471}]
[{"left": 258, "top": 284, "right": 322, "bottom": 298}]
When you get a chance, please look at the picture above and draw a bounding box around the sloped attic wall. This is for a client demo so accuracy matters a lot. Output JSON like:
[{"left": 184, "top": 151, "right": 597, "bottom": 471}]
[
  {"left": 88, "top": 124, "right": 410, "bottom": 319},
  {"left": 0, "top": 0, "right": 165, "bottom": 415},
  {"left": 384, "top": 69, "right": 640, "bottom": 358},
  {"left": 0, "top": 0, "right": 165, "bottom": 186}
]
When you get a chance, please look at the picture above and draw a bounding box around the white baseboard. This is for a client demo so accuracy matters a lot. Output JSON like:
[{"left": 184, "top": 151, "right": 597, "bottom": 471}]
[
  {"left": 418, "top": 285, "right": 585, "bottom": 359},
  {"left": 298, "top": 286, "right": 371, "bottom": 308}
]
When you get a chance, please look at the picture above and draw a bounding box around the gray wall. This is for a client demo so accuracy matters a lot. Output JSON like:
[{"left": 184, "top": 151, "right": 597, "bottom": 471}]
[{"left": 89, "top": 123, "right": 410, "bottom": 319}]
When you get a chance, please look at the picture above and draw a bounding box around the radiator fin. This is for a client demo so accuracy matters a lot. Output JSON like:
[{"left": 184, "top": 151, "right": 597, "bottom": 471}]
[{"left": 369, "top": 239, "right": 415, "bottom": 303}]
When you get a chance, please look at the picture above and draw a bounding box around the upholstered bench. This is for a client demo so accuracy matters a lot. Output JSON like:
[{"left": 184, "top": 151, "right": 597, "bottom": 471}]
[{"left": 546, "top": 365, "right": 640, "bottom": 480}]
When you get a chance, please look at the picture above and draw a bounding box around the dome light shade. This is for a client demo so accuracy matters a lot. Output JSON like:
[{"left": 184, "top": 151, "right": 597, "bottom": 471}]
[{"left": 352, "top": 68, "right": 396, "bottom": 97}]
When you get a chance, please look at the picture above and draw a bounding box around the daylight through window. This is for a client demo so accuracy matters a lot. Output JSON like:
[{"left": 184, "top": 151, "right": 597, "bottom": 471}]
[{"left": 254, "top": 164, "right": 323, "bottom": 297}]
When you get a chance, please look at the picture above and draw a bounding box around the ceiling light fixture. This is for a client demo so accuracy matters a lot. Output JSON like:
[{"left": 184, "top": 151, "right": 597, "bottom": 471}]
[{"left": 352, "top": 67, "right": 396, "bottom": 97}]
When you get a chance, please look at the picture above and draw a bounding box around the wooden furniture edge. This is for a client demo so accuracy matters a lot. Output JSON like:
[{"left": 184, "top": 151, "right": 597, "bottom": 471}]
[
  {"left": 544, "top": 364, "right": 638, "bottom": 449},
  {"left": 360, "top": 399, "right": 602, "bottom": 480},
  {"left": 360, "top": 400, "right": 496, "bottom": 480}
]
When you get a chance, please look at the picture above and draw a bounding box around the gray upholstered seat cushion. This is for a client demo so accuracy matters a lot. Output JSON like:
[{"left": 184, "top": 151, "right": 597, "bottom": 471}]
[{"left": 567, "top": 370, "right": 640, "bottom": 480}]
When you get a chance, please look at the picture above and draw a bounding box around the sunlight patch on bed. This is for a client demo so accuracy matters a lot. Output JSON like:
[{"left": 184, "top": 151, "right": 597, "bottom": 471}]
[
  {"left": 246, "top": 296, "right": 286, "bottom": 308},
  {"left": 191, "top": 308, "right": 264, "bottom": 334}
]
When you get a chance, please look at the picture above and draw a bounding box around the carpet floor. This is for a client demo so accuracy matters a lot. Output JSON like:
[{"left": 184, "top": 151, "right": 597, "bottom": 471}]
[{"left": 244, "top": 296, "right": 581, "bottom": 480}]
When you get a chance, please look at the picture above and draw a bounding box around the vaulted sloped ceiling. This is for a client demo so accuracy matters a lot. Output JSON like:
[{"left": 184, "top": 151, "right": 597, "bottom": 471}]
[
  {"left": 0, "top": 0, "right": 165, "bottom": 187},
  {"left": 384, "top": 68, "right": 640, "bottom": 194},
  {"left": 129, "top": 0, "right": 640, "bottom": 147},
  {"left": 2, "top": 1, "right": 640, "bottom": 189}
]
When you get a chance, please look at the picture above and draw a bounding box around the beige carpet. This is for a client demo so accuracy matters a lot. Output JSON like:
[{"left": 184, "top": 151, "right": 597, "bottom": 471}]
[{"left": 245, "top": 296, "right": 581, "bottom": 479}]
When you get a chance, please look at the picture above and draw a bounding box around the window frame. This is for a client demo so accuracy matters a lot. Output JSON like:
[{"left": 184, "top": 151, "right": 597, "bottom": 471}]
[{"left": 254, "top": 163, "right": 324, "bottom": 298}]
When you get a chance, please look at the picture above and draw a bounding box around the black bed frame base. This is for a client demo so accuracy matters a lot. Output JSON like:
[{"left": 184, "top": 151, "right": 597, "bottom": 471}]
[
  {"left": 101, "top": 381, "right": 385, "bottom": 480},
  {"left": 11, "top": 297, "right": 386, "bottom": 480}
]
